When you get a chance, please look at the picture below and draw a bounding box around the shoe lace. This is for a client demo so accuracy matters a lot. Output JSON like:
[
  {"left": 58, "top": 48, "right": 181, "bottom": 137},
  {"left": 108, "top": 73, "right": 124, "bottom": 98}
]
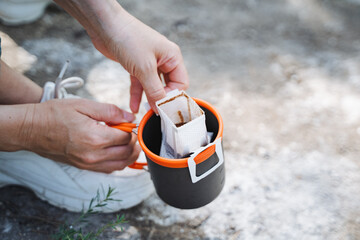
[{"left": 54, "top": 60, "right": 84, "bottom": 99}]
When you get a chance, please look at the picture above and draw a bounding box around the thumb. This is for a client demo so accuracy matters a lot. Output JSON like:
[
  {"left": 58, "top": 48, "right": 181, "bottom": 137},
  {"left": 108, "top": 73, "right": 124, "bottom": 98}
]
[
  {"left": 129, "top": 75, "right": 143, "bottom": 114},
  {"left": 138, "top": 68, "right": 166, "bottom": 112},
  {"left": 75, "top": 99, "right": 135, "bottom": 124}
]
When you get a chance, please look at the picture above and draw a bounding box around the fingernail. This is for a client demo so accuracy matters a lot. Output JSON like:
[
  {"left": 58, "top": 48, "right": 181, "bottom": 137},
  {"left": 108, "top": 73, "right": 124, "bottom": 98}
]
[{"left": 123, "top": 111, "right": 135, "bottom": 122}]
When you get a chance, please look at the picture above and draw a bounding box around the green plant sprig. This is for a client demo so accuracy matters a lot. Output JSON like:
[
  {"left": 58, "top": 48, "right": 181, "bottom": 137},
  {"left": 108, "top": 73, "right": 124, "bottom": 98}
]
[{"left": 52, "top": 186, "right": 127, "bottom": 240}]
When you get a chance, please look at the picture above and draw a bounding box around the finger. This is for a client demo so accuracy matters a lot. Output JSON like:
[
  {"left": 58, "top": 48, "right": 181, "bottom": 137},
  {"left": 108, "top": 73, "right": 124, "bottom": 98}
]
[
  {"left": 76, "top": 121, "right": 133, "bottom": 150},
  {"left": 98, "top": 141, "right": 140, "bottom": 163},
  {"left": 38, "top": 138, "right": 141, "bottom": 173},
  {"left": 160, "top": 61, "right": 189, "bottom": 92},
  {"left": 157, "top": 42, "right": 189, "bottom": 92},
  {"left": 84, "top": 145, "right": 141, "bottom": 173},
  {"left": 103, "top": 128, "right": 133, "bottom": 146},
  {"left": 163, "top": 73, "right": 177, "bottom": 93},
  {"left": 100, "top": 132, "right": 137, "bottom": 154},
  {"left": 137, "top": 64, "right": 166, "bottom": 113},
  {"left": 92, "top": 123, "right": 136, "bottom": 148},
  {"left": 74, "top": 99, "right": 135, "bottom": 124},
  {"left": 129, "top": 75, "right": 143, "bottom": 113}
]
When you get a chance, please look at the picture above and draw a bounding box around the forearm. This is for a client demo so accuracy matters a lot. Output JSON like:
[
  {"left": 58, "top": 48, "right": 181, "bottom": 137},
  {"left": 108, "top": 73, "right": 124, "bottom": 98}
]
[
  {"left": 0, "top": 60, "right": 42, "bottom": 104},
  {"left": 53, "top": 0, "right": 132, "bottom": 43},
  {"left": 0, "top": 104, "right": 36, "bottom": 151}
]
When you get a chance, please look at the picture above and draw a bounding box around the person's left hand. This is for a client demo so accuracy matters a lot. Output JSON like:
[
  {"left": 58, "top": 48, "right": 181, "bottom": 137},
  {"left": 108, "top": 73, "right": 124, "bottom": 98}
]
[{"left": 18, "top": 99, "right": 140, "bottom": 173}]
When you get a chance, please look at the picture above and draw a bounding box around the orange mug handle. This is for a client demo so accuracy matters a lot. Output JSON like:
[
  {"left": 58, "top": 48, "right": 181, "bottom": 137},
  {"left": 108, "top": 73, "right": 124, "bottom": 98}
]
[
  {"left": 108, "top": 122, "right": 137, "bottom": 133},
  {"left": 108, "top": 122, "right": 147, "bottom": 170},
  {"left": 128, "top": 162, "right": 147, "bottom": 169}
]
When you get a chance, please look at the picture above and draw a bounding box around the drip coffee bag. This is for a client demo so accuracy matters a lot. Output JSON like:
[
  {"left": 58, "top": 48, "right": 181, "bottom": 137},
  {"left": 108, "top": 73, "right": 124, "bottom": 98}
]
[{"left": 156, "top": 90, "right": 209, "bottom": 159}]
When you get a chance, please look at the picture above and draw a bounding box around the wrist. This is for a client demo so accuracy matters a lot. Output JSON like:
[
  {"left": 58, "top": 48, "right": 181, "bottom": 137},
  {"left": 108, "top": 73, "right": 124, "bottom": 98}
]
[
  {"left": 0, "top": 60, "right": 43, "bottom": 104},
  {"left": 18, "top": 104, "right": 38, "bottom": 151},
  {"left": 0, "top": 104, "right": 38, "bottom": 151},
  {"left": 86, "top": 1, "right": 135, "bottom": 47},
  {"left": 54, "top": 0, "right": 130, "bottom": 43}
]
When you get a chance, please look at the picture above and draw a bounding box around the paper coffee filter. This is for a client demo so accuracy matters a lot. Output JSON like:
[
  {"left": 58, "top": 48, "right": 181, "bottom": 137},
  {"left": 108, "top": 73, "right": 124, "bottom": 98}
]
[
  {"left": 158, "top": 93, "right": 203, "bottom": 125},
  {"left": 156, "top": 90, "right": 209, "bottom": 159}
]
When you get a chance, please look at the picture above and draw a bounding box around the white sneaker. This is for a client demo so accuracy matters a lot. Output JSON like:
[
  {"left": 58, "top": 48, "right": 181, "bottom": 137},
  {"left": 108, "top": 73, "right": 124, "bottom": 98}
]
[
  {"left": 0, "top": 63, "right": 154, "bottom": 212},
  {"left": 0, "top": 151, "right": 154, "bottom": 212},
  {"left": 0, "top": 0, "right": 51, "bottom": 25}
]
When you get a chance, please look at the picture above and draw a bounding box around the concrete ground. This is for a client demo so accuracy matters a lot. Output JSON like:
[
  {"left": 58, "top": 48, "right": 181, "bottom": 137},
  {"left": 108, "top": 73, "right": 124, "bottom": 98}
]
[{"left": 1, "top": 0, "right": 360, "bottom": 239}]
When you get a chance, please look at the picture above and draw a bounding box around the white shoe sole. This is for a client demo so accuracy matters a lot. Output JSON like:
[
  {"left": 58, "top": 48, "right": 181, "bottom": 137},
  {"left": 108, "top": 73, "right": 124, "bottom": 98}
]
[{"left": 0, "top": 151, "right": 154, "bottom": 212}]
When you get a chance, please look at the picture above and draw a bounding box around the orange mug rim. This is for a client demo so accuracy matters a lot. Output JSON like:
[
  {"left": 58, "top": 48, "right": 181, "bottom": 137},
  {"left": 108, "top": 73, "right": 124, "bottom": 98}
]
[{"left": 137, "top": 98, "right": 223, "bottom": 168}]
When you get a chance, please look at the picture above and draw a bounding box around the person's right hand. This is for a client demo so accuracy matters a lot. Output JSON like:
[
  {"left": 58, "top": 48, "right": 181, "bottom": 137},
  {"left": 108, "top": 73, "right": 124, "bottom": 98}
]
[
  {"left": 55, "top": 0, "right": 189, "bottom": 113},
  {"left": 54, "top": 0, "right": 189, "bottom": 113},
  {"left": 88, "top": 11, "right": 189, "bottom": 113},
  {"left": 20, "top": 99, "right": 140, "bottom": 173}
]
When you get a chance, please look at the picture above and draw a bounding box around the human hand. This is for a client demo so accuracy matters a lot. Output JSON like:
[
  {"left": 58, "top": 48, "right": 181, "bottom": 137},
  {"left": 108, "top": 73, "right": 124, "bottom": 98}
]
[
  {"left": 53, "top": 0, "right": 189, "bottom": 112},
  {"left": 88, "top": 9, "right": 189, "bottom": 113},
  {"left": 21, "top": 99, "right": 140, "bottom": 173}
]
